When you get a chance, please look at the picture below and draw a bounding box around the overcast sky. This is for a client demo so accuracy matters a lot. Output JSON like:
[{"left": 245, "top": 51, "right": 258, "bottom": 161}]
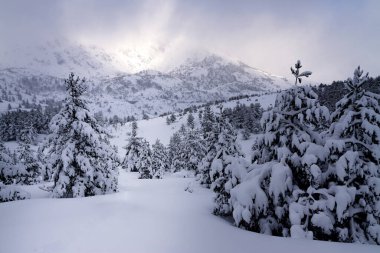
[{"left": 1, "top": 0, "right": 379, "bottom": 83}]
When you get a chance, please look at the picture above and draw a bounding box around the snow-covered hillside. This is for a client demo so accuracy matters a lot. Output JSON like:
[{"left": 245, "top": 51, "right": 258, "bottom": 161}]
[
  {"left": 0, "top": 41, "right": 289, "bottom": 118},
  {"left": 108, "top": 93, "right": 276, "bottom": 158},
  {"left": 0, "top": 40, "right": 167, "bottom": 78}
]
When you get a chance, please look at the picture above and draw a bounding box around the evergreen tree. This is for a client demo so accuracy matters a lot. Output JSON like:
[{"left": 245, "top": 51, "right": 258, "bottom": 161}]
[
  {"left": 37, "top": 146, "right": 52, "bottom": 181},
  {"left": 184, "top": 128, "right": 205, "bottom": 173},
  {"left": 166, "top": 116, "right": 171, "bottom": 125},
  {"left": 210, "top": 117, "right": 248, "bottom": 216},
  {"left": 0, "top": 142, "right": 40, "bottom": 185},
  {"left": 324, "top": 67, "right": 380, "bottom": 244},
  {"left": 201, "top": 106, "right": 215, "bottom": 138},
  {"left": 15, "top": 143, "right": 41, "bottom": 184},
  {"left": 170, "top": 113, "right": 176, "bottom": 123},
  {"left": 0, "top": 142, "right": 15, "bottom": 184},
  {"left": 151, "top": 139, "right": 170, "bottom": 179},
  {"left": 187, "top": 113, "right": 195, "bottom": 129},
  {"left": 168, "top": 132, "right": 186, "bottom": 172},
  {"left": 137, "top": 139, "right": 153, "bottom": 179},
  {"left": 122, "top": 121, "right": 154, "bottom": 178},
  {"left": 231, "top": 61, "right": 329, "bottom": 236},
  {"left": 43, "top": 73, "right": 118, "bottom": 198},
  {"left": 198, "top": 116, "right": 220, "bottom": 187},
  {"left": 122, "top": 121, "right": 142, "bottom": 172}
]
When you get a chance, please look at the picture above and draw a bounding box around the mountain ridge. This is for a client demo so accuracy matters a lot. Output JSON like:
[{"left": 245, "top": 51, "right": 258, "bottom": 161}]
[{"left": 0, "top": 42, "right": 290, "bottom": 119}]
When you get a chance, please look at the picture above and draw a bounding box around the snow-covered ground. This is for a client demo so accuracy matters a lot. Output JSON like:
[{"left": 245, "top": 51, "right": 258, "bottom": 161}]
[
  {"left": 0, "top": 171, "right": 378, "bottom": 253},
  {"left": 109, "top": 93, "right": 276, "bottom": 153}
]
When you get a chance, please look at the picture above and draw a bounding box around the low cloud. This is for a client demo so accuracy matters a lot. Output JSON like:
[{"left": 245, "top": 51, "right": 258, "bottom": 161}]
[{"left": 1, "top": 0, "right": 379, "bottom": 83}]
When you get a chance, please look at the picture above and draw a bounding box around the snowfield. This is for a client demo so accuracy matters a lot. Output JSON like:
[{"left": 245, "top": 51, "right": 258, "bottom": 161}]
[{"left": 0, "top": 171, "right": 378, "bottom": 253}]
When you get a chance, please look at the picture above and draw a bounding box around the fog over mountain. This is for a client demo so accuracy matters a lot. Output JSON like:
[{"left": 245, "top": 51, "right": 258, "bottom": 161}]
[{"left": 1, "top": 0, "right": 379, "bottom": 83}]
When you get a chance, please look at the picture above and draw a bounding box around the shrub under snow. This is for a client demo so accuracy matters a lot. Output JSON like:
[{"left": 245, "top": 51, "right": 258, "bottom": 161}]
[{"left": 0, "top": 184, "right": 31, "bottom": 203}]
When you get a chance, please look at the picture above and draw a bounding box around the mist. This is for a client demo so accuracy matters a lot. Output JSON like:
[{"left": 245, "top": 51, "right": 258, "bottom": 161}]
[{"left": 1, "top": 0, "right": 379, "bottom": 83}]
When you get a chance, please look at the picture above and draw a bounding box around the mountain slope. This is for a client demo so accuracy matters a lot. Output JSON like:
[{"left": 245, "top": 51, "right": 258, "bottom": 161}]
[
  {"left": 170, "top": 55, "right": 289, "bottom": 91},
  {"left": 0, "top": 43, "right": 290, "bottom": 118}
]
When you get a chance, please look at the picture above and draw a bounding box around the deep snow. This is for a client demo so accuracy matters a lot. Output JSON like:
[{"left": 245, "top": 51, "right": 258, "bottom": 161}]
[{"left": 0, "top": 171, "right": 378, "bottom": 253}]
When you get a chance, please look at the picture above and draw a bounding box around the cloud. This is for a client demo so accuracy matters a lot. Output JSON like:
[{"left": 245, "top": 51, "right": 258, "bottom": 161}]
[{"left": 0, "top": 0, "right": 379, "bottom": 83}]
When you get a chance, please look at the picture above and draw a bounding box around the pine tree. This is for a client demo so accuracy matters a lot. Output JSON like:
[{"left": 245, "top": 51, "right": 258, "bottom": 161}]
[
  {"left": 170, "top": 113, "right": 176, "bottom": 123},
  {"left": 122, "top": 121, "right": 142, "bottom": 172},
  {"left": 324, "top": 67, "right": 380, "bottom": 244},
  {"left": 168, "top": 132, "right": 184, "bottom": 172},
  {"left": 151, "top": 139, "right": 170, "bottom": 179},
  {"left": 19, "top": 124, "right": 37, "bottom": 144},
  {"left": 210, "top": 117, "right": 248, "bottom": 216},
  {"left": 15, "top": 143, "right": 41, "bottom": 184},
  {"left": 0, "top": 142, "right": 40, "bottom": 185},
  {"left": 43, "top": 73, "right": 118, "bottom": 198},
  {"left": 184, "top": 128, "right": 205, "bottom": 173},
  {"left": 201, "top": 106, "right": 216, "bottom": 137},
  {"left": 231, "top": 61, "right": 329, "bottom": 236},
  {"left": 137, "top": 139, "right": 153, "bottom": 179},
  {"left": 166, "top": 116, "right": 171, "bottom": 125},
  {"left": 37, "top": 146, "right": 52, "bottom": 181},
  {"left": 187, "top": 113, "right": 195, "bottom": 129},
  {"left": 0, "top": 141, "right": 15, "bottom": 184},
  {"left": 198, "top": 116, "right": 220, "bottom": 187}
]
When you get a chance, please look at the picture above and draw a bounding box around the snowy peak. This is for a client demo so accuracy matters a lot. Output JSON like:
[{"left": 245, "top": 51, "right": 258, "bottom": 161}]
[
  {"left": 0, "top": 44, "right": 291, "bottom": 118},
  {"left": 169, "top": 54, "right": 290, "bottom": 91},
  {"left": 0, "top": 40, "right": 120, "bottom": 77},
  {"left": 1, "top": 40, "right": 290, "bottom": 91},
  {"left": 0, "top": 40, "right": 168, "bottom": 77}
]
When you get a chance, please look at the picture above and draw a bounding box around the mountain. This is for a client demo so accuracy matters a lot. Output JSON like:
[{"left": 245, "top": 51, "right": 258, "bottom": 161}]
[
  {"left": 170, "top": 54, "right": 289, "bottom": 92},
  {"left": 0, "top": 40, "right": 169, "bottom": 77},
  {"left": 0, "top": 42, "right": 290, "bottom": 119}
]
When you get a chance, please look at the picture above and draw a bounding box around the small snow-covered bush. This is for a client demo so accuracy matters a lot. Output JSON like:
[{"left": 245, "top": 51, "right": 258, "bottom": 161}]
[
  {"left": 0, "top": 184, "right": 31, "bottom": 202},
  {"left": 0, "top": 142, "right": 41, "bottom": 185}
]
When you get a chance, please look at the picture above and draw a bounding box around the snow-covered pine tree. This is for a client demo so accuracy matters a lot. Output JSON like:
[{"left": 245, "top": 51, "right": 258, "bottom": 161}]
[
  {"left": 166, "top": 116, "right": 171, "bottom": 125},
  {"left": 0, "top": 142, "right": 40, "bottom": 185},
  {"left": 184, "top": 128, "right": 205, "bottom": 174},
  {"left": 37, "top": 146, "right": 52, "bottom": 181},
  {"left": 137, "top": 139, "right": 153, "bottom": 179},
  {"left": 121, "top": 122, "right": 153, "bottom": 178},
  {"left": 231, "top": 61, "right": 329, "bottom": 236},
  {"left": 43, "top": 73, "right": 118, "bottom": 198},
  {"left": 151, "top": 139, "right": 170, "bottom": 179},
  {"left": 187, "top": 113, "right": 195, "bottom": 129},
  {"left": 198, "top": 116, "right": 220, "bottom": 187},
  {"left": 245, "top": 103, "right": 263, "bottom": 134},
  {"left": 210, "top": 117, "right": 248, "bottom": 216},
  {"left": 201, "top": 105, "right": 215, "bottom": 139},
  {"left": 122, "top": 121, "right": 143, "bottom": 172},
  {"left": 170, "top": 113, "right": 176, "bottom": 123},
  {"left": 15, "top": 143, "right": 41, "bottom": 184},
  {"left": 168, "top": 132, "right": 184, "bottom": 173},
  {"left": 0, "top": 141, "right": 15, "bottom": 184},
  {"left": 324, "top": 66, "right": 380, "bottom": 244},
  {"left": 169, "top": 126, "right": 189, "bottom": 173}
]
